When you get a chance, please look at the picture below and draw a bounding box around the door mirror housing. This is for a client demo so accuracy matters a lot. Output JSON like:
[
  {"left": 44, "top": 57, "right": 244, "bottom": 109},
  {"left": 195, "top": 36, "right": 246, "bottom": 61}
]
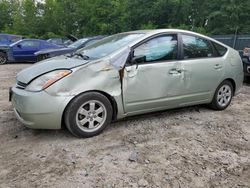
[{"left": 131, "top": 55, "right": 146, "bottom": 64}]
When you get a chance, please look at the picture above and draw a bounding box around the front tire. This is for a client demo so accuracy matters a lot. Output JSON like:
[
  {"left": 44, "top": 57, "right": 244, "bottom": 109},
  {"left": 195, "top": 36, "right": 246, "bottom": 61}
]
[
  {"left": 36, "top": 54, "right": 47, "bottom": 62},
  {"left": 64, "top": 92, "right": 113, "bottom": 138},
  {"left": 210, "top": 80, "right": 233, "bottom": 110},
  {"left": 0, "top": 52, "right": 7, "bottom": 65}
]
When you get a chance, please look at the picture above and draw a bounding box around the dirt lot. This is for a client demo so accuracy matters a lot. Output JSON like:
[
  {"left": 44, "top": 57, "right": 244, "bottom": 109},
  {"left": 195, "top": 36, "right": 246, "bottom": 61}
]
[{"left": 0, "top": 64, "right": 250, "bottom": 188}]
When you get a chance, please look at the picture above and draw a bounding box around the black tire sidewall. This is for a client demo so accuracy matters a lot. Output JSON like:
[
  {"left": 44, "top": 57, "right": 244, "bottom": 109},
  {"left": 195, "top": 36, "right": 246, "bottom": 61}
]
[
  {"left": 212, "top": 80, "right": 233, "bottom": 110},
  {"left": 64, "top": 92, "right": 113, "bottom": 138},
  {"left": 0, "top": 52, "right": 7, "bottom": 65}
]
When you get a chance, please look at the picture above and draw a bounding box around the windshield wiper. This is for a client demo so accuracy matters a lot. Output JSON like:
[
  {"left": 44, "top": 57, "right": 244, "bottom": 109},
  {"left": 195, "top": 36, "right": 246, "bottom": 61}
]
[
  {"left": 73, "top": 53, "right": 90, "bottom": 60},
  {"left": 66, "top": 52, "right": 90, "bottom": 60}
]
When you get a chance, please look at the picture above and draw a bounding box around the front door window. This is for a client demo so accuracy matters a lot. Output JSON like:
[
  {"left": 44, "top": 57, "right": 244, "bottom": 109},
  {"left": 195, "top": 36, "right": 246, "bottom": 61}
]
[{"left": 133, "top": 34, "right": 178, "bottom": 63}]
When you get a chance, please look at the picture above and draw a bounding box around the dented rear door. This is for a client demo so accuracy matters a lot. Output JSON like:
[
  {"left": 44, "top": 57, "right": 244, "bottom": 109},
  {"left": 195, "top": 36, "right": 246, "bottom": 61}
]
[{"left": 177, "top": 34, "right": 224, "bottom": 106}]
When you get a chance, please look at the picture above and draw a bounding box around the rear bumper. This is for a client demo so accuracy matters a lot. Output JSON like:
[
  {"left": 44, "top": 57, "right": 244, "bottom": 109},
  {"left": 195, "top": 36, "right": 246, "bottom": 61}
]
[
  {"left": 10, "top": 87, "right": 73, "bottom": 129},
  {"left": 235, "top": 74, "right": 244, "bottom": 96}
]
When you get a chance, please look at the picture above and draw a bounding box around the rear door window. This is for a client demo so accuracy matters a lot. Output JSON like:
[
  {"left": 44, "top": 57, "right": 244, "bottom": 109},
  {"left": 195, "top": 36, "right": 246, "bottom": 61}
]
[
  {"left": 20, "top": 41, "right": 40, "bottom": 48},
  {"left": 182, "top": 34, "right": 214, "bottom": 59},
  {"left": 212, "top": 42, "right": 228, "bottom": 56}
]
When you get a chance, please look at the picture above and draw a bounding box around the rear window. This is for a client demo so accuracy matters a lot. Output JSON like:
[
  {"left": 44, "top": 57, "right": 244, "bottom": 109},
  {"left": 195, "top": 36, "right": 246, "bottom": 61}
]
[
  {"left": 43, "top": 41, "right": 58, "bottom": 48},
  {"left": 213, "top": 42, "right": 228, "bottom": 56}
]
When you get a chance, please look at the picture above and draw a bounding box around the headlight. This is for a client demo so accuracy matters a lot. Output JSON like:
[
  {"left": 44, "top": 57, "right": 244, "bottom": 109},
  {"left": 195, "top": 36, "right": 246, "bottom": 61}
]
[{"left": 25, "top": 70, "right": 72, "bottom": 92}]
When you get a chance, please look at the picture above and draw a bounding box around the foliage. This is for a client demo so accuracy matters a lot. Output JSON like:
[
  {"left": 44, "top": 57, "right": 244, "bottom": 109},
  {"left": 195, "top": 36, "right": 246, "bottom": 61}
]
[{"left": 0, "top": 0, "right": 250, "bottom": 38}]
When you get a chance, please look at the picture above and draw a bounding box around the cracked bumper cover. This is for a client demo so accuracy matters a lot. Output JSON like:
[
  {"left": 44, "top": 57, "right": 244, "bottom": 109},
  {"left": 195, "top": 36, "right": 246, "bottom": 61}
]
[{"left": 11, "top": 86, "right": 73, "bottom": 129}]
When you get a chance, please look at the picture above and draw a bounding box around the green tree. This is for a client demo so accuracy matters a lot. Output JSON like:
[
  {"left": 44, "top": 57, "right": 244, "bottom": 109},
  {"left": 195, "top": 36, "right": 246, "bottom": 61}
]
[{"left": 1, "top": 0, "right": 250, "bottom": 38}]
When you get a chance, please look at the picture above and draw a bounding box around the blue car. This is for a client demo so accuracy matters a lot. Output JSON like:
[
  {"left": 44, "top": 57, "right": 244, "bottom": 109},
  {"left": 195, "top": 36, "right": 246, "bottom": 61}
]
[
  {"left": 35, "top": 36, "right": 105, "bottom": 61},
  {"left": 0, "top": 39, "right": 62, "bottom": 64},
  {"left": 0, "top": 34, "right": 23, "bottom": 45}
]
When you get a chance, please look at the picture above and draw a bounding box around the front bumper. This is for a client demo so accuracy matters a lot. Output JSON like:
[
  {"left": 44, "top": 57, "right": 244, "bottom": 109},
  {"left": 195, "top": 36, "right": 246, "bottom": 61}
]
[{"left": 10, "top": 87, "right": 73, "bottom": 129}]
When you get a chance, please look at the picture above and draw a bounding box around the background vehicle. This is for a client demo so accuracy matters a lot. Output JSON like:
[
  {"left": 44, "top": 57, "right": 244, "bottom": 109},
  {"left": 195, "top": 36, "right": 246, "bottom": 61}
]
[
  {"left": 0, "top": 39, "right": 62, "bottom": 64},
  {"left": 35, "top": 36, "right": 105, "bottom": 61},
  {"left": 47, "top": 38, "right": 67, "bottom": 46},
  {"left": 242, "top": 48, "right": 250, "bottom": 79},
  {"left": 47, "top": 35, "right": 78, "bottom": 46},
  {"left": 0, "top": 34, "right": 22, "bottom": 45},
  {"left": 10, "top": 29, "right": 243, "bottom": 138}
]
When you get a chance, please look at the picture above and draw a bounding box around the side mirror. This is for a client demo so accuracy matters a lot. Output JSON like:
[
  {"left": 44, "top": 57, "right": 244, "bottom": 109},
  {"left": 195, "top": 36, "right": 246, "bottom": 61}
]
[
  {"left": 17, "top": 44, "right": 22, "bottom": 48},
  {"left": 131, "top": 55, "right": 146, "bottom": 64}
]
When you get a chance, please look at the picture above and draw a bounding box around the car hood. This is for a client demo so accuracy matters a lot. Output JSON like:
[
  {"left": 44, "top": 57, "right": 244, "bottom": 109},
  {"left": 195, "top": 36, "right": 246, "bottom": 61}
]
[
  {"left": 16, "top": 56, "right": 89, "bottom": 84},
  {"left": 0, "top": 45, "right": 10, "bottom": 49},
  {"left": 34, "top": 47, "right": 74, "bottom": 55}
]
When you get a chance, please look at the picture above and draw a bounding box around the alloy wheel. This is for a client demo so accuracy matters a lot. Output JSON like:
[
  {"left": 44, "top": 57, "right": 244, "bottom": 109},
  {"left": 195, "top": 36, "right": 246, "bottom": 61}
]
[
  {"left": 75, "top": 100, "right": 107, "bottom": 133},
  {"left": 0, "top": 55, "right": 7, "bottom": 65},
  {"left": 217, "top": 84, "right": 232, "bottom": 107}
]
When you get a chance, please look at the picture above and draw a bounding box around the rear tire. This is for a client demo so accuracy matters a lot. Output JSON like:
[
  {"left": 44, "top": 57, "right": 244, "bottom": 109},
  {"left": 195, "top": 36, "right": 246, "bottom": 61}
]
[
  {"left": 64, "top": 92, "right": 113, "bottom": 138},
  {"left": 209, "top": 80, "right": 233, "bottom": 111},
  {"left": 0, "top": 52, "right": 7, "bottom": 65}
]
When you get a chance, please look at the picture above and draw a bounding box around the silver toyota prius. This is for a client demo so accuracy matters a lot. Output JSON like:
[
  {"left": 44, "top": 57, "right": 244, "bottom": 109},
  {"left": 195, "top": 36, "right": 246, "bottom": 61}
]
[{"left": 10, "top": 29, "right": 243, "bottom": 137}]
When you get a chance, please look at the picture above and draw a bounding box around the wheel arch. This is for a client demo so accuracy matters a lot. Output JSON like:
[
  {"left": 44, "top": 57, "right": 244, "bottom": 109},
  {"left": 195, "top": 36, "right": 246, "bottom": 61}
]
[
  {"left": 224, "top": 78, "right": 236, "bottom": 95},
  {"left": 0, "top": 50, "right": 7, "bottom": 55},
  {"left": 62, "top": 90, "right": 118, "bottom": 128},
  {"left": 91, "top": 90, "right": 118, "bottom": 120}
]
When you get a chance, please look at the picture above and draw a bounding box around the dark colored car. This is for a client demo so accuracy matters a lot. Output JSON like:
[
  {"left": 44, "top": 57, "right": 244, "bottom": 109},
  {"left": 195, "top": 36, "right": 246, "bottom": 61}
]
[
  {"left": 35, "top": 36, "right": 105, "bottom": 61},
  {"left": 0, "top": 34, "right": 22, "bottom": 45},
  {"left": 242, "top": 48, "right": 250, "bottom": 78},
  {"left": 0, "top": 39, "right": 62, "bottom": 64},
  {"left": 47, "top": 35, "right": 78, "bottom": 46},
  {"left": 47, "top": 38, "right": 68, "bottom": 46}
]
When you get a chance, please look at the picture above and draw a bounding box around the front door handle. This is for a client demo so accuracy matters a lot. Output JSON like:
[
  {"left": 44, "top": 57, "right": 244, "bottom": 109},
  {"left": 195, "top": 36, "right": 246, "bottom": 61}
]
[
  {"left": 125, "top": 66, "right": 132, "bottom": 72},
  {"left": 125, "top": 65, "right": 138, "bottom": 78}
]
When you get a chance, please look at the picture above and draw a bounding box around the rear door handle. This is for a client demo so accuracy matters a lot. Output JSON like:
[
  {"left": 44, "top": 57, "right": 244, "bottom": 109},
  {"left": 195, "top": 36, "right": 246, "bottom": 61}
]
[
  {"left": 169, "top": 68, "right": 182, "bottom": 75},
  {"left": 214, "top": 64, "right": 222, "bottom": 69}
]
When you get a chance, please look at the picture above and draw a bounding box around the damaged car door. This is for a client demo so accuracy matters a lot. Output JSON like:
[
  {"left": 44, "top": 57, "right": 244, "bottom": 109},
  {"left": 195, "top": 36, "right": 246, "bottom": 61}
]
[
  {"left": 178, "top": 34, "right": 224, "bottom": 106},
  {"left": 123, "top": 34, "right": 185, "bottom": 114}
]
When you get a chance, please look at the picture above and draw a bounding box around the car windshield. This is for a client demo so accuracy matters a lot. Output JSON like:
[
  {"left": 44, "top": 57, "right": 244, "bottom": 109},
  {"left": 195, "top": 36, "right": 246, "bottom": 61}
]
[
  {"left": 68, "top": 38, "right": 89, "bottom": 49},
  {"left": 76, "top": 33, "right": 145, "bottom": 60},
  {"left": 10, "top": 40, "right": 22, "bottom": 47}
]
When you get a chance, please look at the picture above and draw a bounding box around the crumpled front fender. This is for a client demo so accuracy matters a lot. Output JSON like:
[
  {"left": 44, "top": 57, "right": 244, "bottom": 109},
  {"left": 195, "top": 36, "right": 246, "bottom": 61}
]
[{"left": 45, "top": 60, "right": 125, "bottom": 119}]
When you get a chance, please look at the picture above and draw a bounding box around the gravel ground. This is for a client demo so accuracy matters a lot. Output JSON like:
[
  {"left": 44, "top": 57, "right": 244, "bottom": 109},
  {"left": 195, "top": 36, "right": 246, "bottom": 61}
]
[{"left": 0, "top": 64, "right": 250, "bottom": 188}]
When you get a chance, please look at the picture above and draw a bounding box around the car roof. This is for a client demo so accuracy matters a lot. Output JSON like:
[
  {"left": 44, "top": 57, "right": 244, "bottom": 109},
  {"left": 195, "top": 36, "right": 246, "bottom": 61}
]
[
  {"left": 10, "top": 38, "right": 61, "bottom": 47},
  {"left": 21, "top": 39, "right": 46, "bottom": 42},
  {"left": 122, "top": 29, "right": 207, "bottom": 36},
  {"left": 122, "top": 29, "right": 231, "bottom": 49}
]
